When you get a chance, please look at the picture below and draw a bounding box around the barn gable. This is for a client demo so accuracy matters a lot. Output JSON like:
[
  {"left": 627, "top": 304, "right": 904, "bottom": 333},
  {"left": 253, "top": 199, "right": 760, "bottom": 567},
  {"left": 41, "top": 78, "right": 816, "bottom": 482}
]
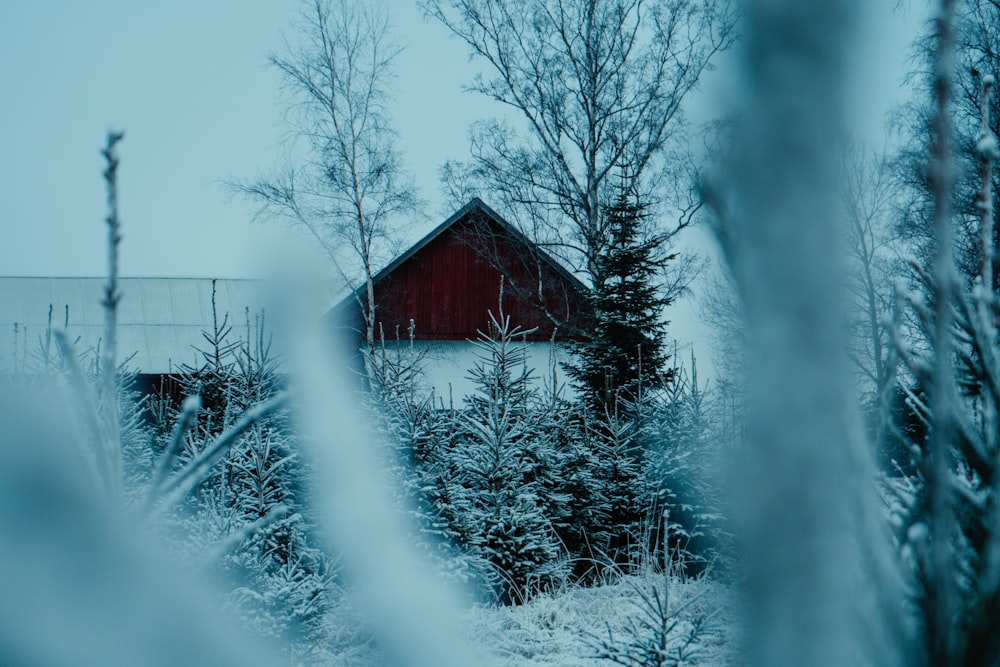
[{"left": 332, "top": 198, "right": 592, "bottom": 343}]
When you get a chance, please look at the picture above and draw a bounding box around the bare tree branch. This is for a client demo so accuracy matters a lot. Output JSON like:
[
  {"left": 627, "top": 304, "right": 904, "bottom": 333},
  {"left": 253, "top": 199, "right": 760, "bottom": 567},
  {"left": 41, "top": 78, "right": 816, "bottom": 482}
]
[{"left": 423, "top": 0, "right": 735, "bottom": 280}]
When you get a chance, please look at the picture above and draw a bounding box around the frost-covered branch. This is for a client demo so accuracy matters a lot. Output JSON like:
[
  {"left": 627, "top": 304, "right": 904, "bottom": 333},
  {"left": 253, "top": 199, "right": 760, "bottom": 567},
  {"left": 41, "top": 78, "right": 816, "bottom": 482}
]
[{"left": 148, "top": 392, "right": 290, "bottom": 519}]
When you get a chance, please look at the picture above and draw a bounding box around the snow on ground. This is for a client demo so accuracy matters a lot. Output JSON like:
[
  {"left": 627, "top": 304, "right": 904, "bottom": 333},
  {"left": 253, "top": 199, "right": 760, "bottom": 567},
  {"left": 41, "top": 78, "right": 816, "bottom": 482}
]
[{"left": 463, "top": 572, "right": 733, "bottom": 666}]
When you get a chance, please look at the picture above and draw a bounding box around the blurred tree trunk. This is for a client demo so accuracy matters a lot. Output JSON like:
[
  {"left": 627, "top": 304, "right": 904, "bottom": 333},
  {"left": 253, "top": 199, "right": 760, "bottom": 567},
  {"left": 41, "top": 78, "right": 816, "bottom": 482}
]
[{"left": 709, "top": 1, "right": 907, "bottom": 665}]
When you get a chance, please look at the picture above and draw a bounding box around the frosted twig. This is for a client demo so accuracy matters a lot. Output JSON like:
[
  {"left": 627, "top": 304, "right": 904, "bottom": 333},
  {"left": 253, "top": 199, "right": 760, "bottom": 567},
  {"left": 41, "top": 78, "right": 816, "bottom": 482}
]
[
  {"left": 142, "top": 394, "right": 201, "bottom": 513},
  {"left": 53, "top": 329, "right": 107, "bottom": 496},
  {"left": 204, "top": 504, "right": 291, "bottom": 563},
  {"left": 885, "top": 319, "right": 933, "bottom": 387},
  {"left": 955, "top": 292, "right": 1000, "bottom": 405},
  {"left": 147, "top": 392, "right": 290, "bottom": 519},
  {"left": 924, "top": 1, "right": 959, "bottom": 657},
  {"left": 100, "top": 131, "right": 125, "bottom": 501}
]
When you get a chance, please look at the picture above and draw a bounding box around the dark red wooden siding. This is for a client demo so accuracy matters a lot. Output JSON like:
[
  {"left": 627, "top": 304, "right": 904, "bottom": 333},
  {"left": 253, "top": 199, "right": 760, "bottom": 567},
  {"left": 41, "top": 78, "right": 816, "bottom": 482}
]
[{"left": 371, "top": 211, "right": 590, "bottom": 342}]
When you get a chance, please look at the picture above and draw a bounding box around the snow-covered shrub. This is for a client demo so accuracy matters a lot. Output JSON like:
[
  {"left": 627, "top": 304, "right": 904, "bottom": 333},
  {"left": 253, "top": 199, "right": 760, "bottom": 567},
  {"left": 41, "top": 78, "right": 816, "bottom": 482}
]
[
  {"left": 588, "top": 565, "right": 721, "bottom": 667},
  {"left": 141, "top": 294, "right": 337, "bottom": 655},
  {"left": 542, "top": 402, "right": 612, "bottom": 578},
  {"left": 578, "top": 403, "right": 646, "bottom": 569},
  {"left": 461, "top": 563, "right": 729, "bottom": 666},
  {"left": 637, "top": 358, "right": 726, "bottom": 573},
  {"left": 117, "top": 367, "right": 157, "bottom": 503}
]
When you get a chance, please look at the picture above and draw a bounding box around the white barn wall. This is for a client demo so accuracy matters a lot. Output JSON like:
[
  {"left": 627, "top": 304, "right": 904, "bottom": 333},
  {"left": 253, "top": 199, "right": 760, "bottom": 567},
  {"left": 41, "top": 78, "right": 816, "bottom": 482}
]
[{"left": 387, "top": 340, "right": 575, "bottom": 406}]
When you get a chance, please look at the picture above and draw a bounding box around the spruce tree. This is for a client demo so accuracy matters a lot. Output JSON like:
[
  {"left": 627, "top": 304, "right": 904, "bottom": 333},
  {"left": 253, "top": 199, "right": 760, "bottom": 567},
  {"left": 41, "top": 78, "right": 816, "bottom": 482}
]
[
  {"left": 569, "top": 188, "right": 673, "bottom": 411},
  {"left": 444, "top": 306, "right": 565, "bottom": 602}
]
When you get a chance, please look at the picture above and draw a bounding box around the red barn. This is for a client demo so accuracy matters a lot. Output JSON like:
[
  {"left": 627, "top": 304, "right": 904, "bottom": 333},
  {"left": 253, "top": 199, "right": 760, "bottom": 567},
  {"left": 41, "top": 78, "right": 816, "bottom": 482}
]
[{"left": 330, "top": 198, "right": 592, "bottom": 398}]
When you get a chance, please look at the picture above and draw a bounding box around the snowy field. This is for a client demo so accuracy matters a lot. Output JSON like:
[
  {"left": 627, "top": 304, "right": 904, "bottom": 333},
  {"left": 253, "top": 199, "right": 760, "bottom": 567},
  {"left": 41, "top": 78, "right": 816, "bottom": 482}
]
[{"left": 314, "top": 571, "right": 732, "bottom": 666}]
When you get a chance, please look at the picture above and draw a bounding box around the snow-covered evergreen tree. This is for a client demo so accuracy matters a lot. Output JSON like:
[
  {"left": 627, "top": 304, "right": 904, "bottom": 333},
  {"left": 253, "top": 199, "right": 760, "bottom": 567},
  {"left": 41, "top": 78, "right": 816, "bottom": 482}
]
[
  {"left": 532, "top": 383, "right": 605, "bottom": 576},
  {"left": 363, "top": 330, "right": 487, "bottom": 585},
  {"left": 586, "top": 404, "right": 645, "bottom": 568},
  {"left": 143, "top": 291, "right": 333, "bottom": 651},
  {"left": 444, "top": 307, "right": 566, "bottom": 602}
]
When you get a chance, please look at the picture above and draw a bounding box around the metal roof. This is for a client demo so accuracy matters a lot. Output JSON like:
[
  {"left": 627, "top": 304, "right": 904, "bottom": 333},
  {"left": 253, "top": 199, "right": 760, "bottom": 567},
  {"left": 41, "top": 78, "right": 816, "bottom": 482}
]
[{"left": 1, "top": 277, "right": 266, "bottom": 374}]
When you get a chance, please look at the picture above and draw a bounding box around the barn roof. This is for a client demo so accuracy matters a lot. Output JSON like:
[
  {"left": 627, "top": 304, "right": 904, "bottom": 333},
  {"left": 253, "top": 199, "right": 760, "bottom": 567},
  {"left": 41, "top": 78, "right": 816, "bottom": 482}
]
[
  {"left": 0, "top": 277, "right": 266, "bottom": 375},
  {"left": 330, "top": 198, "right": 591, "bottom": 339},
  {"left": 373, "top": 198, "right": 589, "bottom": 294}
]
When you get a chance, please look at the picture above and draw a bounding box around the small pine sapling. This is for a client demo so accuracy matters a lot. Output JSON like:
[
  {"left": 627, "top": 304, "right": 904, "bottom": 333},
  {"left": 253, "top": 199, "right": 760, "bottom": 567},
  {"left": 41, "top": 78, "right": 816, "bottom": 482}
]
[
  {"left": 638, "top": 354, "right": 723, "bottom": 573},
  {"left": 444, "top": 295, "right": 566, "bottom": 602},
  {"left": 588, "top": 511, "right": 722, "bottom": 667}
]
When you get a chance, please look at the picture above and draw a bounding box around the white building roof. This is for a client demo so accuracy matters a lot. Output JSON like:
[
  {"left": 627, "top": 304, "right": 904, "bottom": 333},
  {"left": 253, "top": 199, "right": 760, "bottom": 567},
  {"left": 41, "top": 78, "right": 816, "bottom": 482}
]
[{"left": 1, "top": 277, "right": 265, "bottom": 374}]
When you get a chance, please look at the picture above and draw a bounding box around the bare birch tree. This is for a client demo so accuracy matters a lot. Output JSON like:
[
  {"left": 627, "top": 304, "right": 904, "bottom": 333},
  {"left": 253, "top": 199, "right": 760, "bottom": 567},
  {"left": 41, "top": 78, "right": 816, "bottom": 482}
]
[
  {"left": 423, "top": 0, "right": 734, "bottom": 281},
  {"left": 893, "top": 1, "right": 1000, "bottom": 296},
  {"left": 238, "top": 0, "right": 418, "bottom": 352}
]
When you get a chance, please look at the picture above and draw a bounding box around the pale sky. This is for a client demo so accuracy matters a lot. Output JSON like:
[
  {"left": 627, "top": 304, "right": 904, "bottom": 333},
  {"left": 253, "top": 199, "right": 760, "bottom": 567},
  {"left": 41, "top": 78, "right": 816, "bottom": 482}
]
[
  {"left": 1, "top": 0, "right": 495, "bottom": 278},
  {"left": 0, "top": 0, "right": 926, "bottom": 378}
]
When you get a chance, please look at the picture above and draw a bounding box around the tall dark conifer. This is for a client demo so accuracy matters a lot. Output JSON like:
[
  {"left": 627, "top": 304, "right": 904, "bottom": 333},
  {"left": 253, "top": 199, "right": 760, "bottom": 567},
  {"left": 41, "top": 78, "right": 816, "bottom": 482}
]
[{"left": 570, "top": 187, "right": 673, "bottom": 411}]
